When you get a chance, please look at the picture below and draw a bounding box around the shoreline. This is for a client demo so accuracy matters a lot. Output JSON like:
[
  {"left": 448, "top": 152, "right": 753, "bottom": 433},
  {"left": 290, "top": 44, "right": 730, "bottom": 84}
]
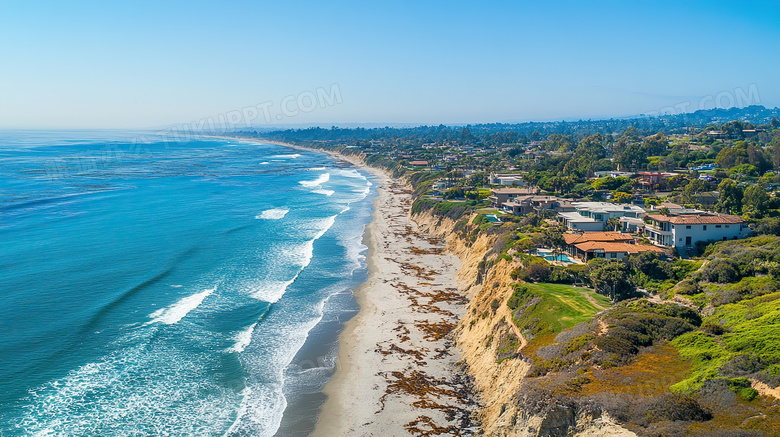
[
  {"left": 290, "top": 146, "right": 475, "bottom": 436},
  {"left": 217, "top": 136, "right": 476, "bottom": 435}
]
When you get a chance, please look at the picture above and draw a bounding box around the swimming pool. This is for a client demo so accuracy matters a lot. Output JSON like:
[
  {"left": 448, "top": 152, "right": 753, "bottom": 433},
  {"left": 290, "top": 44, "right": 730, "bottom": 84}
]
[{"left": 543, "top": 254, "right": 574, "bottom": 264}]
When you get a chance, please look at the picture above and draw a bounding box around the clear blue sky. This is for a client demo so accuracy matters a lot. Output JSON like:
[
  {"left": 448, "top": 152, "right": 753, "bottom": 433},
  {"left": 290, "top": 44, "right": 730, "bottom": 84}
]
[{"left": 1, "top": 0, "right": 778, "bottom": 128}]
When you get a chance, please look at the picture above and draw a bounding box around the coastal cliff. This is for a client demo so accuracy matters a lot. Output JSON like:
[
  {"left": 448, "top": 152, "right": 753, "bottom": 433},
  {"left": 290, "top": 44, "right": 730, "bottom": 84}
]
[
  {"left": 278, "top": 143, "right": 634, "bottom": 436},
  {"left": 412, "top": 207, "right": 634, "bottom": 437}
]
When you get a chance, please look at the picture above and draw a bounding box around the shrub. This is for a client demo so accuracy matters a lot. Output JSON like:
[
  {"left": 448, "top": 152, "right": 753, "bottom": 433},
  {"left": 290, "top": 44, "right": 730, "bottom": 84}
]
[
  {"left": 526, "top": 263, "right": 552, "bottom": 282},
  {"left": 701, "top": 258, "right": 740, "bottom": 283},
  {"left": 490, "top": 298, "right": 500, "bottom": 311},
  {"left": 644, "top": 393, "right": 712, "bottom": 422},
  {"left": 506, "top": 285, "right": 528, "bottom": 310},
  {"left": 674, "top": 278, "right": 701, "bottom": 296}
]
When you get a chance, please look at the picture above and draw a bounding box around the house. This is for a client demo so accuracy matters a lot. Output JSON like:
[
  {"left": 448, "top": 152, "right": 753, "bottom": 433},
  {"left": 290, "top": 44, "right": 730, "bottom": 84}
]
[
  {"left": 562, "top": 232, "right": 665, "bottom": 261},
  {"left": 557, "top": 202, "right": 646, "bottom": 231},
  {"left": 564, "top": 231, "right": 634, "bottom": 246},
  {"left": 570, "top": 241, "right": 667, "bottom": 261},
  {"left": 643, "top": 212, "right": 750, "bottom": 248},
  {"left": 409, "top": 160, "right": 429, "bottom": 166},
  {"left": 636, "top": 172, "right": 675, "bottom": 188},
  {"left": 489, "top": 188, "right": 536, "bottom": 207},
  {"left": 490, "top": 172, "right": 526, "bottom": 186},
  {"left": 594, "top": 171, "right": 635, "bottom": 178},
  {"left": 619, "top": 216, "right": 646, "bottom": 233},
  {"left": 501, "top": 196, "right": 576, "bottom": 216}
]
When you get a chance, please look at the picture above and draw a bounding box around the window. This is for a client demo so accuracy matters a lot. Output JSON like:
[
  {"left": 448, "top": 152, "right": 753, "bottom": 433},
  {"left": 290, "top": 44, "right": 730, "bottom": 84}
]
[
  {"left": 686, "top": 225, "right": 691, "bottom": 229},
  {"left": 725, "top": 225, "right": 730, "bottom": 228},
  {"left": 716, "top": 225, "right": 721, "bottom": 228},
  {"left": 610, "top": 253, "right": 617, "bottom": 258},
  {"left": 703, "top": 225, "right": 707, "bottom": 231}
]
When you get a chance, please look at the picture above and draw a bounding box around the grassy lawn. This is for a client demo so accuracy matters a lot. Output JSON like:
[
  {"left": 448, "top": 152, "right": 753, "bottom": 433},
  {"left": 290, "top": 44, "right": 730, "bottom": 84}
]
[
  {"left": 513, "top": 282, "right": 611, "bottom": 360},
  {"left": 524, "top": 283, "right": 611, "bottom": 333},
  {"left": 511, "top": 283, "right": 610, "bottom": 342}
]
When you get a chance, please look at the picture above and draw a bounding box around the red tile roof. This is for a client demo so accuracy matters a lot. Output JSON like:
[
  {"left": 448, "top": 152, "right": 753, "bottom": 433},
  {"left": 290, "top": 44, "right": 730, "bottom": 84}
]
[
  {"left": 645, "top": 213, "right": 743, "bottom": 225},
  {"left": 573, "top": 242, "right": 667, "bottom": 254},
  {"left": 564, "top": 232, "right": 634, "bottom": 245}
]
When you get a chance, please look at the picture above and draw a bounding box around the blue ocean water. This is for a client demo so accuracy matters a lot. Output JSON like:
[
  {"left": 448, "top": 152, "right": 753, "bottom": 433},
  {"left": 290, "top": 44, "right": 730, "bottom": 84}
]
[{"left": 0, "top": 131, "right": 375, "bottom": 436}]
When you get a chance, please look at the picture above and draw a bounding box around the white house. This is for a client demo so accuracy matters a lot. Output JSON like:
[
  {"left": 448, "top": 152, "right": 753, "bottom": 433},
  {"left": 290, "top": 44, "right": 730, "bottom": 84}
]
[
  {"left": 490, "top": 172, "right": 526, "bottom": 186},
  {"left": 643, "top": 212, "right": 750, "bottom": 248},
  {"left": 558, "top": 202, "right": 645, "bottom": 231}
]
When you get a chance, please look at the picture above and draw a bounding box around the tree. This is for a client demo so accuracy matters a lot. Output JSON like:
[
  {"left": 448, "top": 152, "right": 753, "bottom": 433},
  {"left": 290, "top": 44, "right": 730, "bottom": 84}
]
[
  {"left": 715, "top": 179, "right": 743, "bottom": 215},
  {"left": 681, "top": 179, "right": 711, "bottom": 204},
  {"left": 611, "top": 191, "right": 633, "bottom": 204},
  {"left": 592, "top": 176, "right": 631, "bottom": 191},
  {"left": 606, "top": 217, "right": 621, "bottom": 231},
  {"left": 755, "top": 217, "right": 780, "bottom": 236},
  {"left": 742, "top": 184, "right": 770, "bottom": 217},
  {"left": 588, "top": 260, "right": 636, "bottom": 302}
]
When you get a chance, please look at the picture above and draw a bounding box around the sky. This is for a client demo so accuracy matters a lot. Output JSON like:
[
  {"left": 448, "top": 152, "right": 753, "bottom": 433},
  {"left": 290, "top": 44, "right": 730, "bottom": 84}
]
[{"left": 1, "top": 0, "right": 778, "bottom": 129}]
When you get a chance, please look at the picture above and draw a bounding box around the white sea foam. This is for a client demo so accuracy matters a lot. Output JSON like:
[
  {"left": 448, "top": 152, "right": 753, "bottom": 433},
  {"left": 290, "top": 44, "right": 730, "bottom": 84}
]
[
  {"left": 147, "top": 288, "right": 214, "bottom": 325},
  {"left": 249, "top": 215, "right": 338, "bottom": 303},
  {"left": 307, "top": 167, "right": 326, "bottom": 171},
  {"left": 270, "top": 154, "right": 300, "bottom": 159},
  {"left": 259, "top": 162, "right": 269, "bottom": 165},
  {"left": 228, "top": 323, "right": 257, "bottom": 353},
  {"left": 256, "top": 208, "right": 289, "bottom": 220},
  {"left": 299, "top": 173, "right": 330, "bottom": 188},
  {"left": 332, "top": 168, "right": 366, "bottom": 179},
  {"left": 312, "top": 189, "right": 335, "bottom": 196},
  {"left": 15, "top": 339, "right": 241, "bottom": 436},
  {"left": 169, "top": 284, "right": 183, "bottom": 288},
  {"left": 250, "top": 279, "right": 296, "bottom": 303}
]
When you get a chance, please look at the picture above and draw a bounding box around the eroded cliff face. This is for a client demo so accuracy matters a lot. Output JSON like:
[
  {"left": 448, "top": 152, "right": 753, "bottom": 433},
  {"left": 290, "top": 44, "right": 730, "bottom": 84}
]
[{"left": 412, "top": 210, "right": 634, "bottom": 437}]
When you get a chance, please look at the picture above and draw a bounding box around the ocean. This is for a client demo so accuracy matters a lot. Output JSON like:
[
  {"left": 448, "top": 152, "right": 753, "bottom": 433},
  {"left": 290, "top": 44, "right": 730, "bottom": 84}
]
[{"left": 0, "top": 131, "right": 375, "bottom": 436}]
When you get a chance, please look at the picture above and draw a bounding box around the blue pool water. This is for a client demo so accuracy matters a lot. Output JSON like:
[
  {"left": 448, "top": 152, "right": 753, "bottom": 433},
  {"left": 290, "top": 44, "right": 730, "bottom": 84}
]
[
  {"left": 0, "top": 131, "right": 375, "bottom": 436},
  {"left": 543, "top": 254, "right": 574, "bottom": 263}
]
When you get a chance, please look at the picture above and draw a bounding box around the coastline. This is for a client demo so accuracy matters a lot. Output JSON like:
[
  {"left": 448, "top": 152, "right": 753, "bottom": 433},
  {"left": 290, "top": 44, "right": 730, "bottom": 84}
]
[
  {"left": 220, "top": 137, "right": 476, "bottom": 435},
  {"left": 297, "top": 148, "right": 474, "bottom": 436}
]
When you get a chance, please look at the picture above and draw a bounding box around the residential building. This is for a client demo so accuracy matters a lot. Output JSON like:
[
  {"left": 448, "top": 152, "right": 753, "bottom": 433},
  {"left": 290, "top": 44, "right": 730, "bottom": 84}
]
[
  {"left": 570, "top": 241, "right": 667, "bottom": 261},
  {"left": 501, "top": 196, "right": 576, "bottom": 216},
  {"left": 558, "top": 202, "right": 645, "bottom": 231},
  {"left": 643, "top": 212, "right": 749, "bottom": 248},
  {"left": 562, "top": 231, "right": 666, "bottom": 261},
  {"left": 489, "top": 172, "right": 526, "bottom": 186},
  {"left": 489, "top": 188, "right": 536, "bottom": 207}
]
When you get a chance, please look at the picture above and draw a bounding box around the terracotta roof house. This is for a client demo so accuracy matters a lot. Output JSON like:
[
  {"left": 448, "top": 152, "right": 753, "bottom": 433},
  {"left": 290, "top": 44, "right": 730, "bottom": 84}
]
[
  {"left": 643, "top": 212, "right": 750, "bottom": 248},
  {"left": 563, "top": 231, "right": 634, "bottom": 245},
  {"left": 571, "top": 241, "right": 667, "bottom": 261}
]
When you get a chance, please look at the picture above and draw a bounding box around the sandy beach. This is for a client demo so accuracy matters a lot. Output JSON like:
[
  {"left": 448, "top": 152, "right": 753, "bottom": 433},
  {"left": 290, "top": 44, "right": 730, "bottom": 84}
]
[{"left": 309, "top": 164, "right": 476, "bottom": 436}]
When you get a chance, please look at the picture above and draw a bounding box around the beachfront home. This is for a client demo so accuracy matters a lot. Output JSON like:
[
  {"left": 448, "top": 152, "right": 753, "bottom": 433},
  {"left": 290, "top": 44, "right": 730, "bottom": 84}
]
[
  {"left": 563, "top": 231, "right": 665, "bottom": 261},
  {"left": 643, "top": 212, "right": 749, "bottom": 248},
  {"left": 557, "top": 202, "right": 645, "bottom": 231},
  {"left": 570, "top": 241, "right": 667, "bottom": 261}
]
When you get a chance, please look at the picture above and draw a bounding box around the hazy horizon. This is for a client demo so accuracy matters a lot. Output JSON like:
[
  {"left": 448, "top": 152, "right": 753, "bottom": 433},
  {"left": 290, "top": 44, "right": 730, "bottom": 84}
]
[{"left": 2, "top": 1, "right": 778, "bottom": 129}]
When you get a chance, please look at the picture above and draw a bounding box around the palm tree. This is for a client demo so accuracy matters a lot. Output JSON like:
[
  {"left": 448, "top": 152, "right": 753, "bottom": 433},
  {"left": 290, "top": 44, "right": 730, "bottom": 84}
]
[{"left": 606, "top": 217, "right": 620, "bottom": 232}]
